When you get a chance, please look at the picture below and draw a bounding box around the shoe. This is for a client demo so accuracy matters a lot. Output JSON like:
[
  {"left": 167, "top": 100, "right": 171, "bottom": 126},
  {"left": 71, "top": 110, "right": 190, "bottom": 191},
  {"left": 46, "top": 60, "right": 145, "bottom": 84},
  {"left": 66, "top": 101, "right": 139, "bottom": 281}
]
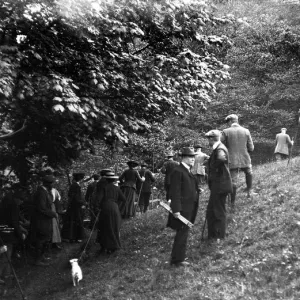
[
  {"left": 247, "top": 191, "right": 258, "bottom": 199},
  {"left": 170, "top": 261, "right": 190, "bottom": 267},
  {"left": 34, "top": 260, "right": 50, "bottom": 266}
]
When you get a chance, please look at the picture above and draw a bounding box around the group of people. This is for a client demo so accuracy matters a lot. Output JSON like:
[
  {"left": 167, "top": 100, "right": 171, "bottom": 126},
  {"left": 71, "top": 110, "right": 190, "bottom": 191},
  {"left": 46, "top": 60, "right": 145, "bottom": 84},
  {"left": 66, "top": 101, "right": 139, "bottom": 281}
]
[
  {"left": 163, "top": 113, "right": 295, "bottom": 267},
  {"left": 0, "top": 160, "right": 157, "bottom": 288},
  {"left": 0, "top": 111, "right": 295, "bottom": 290}
]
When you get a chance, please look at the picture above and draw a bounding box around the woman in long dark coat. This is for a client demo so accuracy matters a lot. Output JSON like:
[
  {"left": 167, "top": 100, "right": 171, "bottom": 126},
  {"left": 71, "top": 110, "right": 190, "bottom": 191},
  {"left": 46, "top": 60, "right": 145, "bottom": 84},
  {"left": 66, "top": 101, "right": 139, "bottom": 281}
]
[
  {"left": 61, "top": 173, "right": 86, "bottom": 242},
  {"left": 119, "top": 161, "right": 145, "bottom": 219},
  {"left": 96, "top": 172, "right": 126, "bottom": 254}
]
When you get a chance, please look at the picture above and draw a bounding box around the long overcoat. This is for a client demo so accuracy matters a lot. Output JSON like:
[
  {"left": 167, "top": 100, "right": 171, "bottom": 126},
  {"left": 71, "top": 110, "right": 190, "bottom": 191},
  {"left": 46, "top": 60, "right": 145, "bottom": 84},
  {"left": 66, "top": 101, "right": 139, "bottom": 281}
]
[
  {"left": 222, "top": 123, "right": 254, "bottom": 169},
  {"left": 167, "top": 164, "right": 199, "bottom": 230},
  {"left": 207, "top": 142, "right": 233, "bottom": 194}
]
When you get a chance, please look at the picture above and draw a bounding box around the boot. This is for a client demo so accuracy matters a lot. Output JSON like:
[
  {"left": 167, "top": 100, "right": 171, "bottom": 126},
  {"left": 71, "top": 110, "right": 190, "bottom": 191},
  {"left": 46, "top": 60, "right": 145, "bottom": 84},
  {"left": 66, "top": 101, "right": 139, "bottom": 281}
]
[{"left": 230, "top": 186, "right": 237, "bottom": 208}]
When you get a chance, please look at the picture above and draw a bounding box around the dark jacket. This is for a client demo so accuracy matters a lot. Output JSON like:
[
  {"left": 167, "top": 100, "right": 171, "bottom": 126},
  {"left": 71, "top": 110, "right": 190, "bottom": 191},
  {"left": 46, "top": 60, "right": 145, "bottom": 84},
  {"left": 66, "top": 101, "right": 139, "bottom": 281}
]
[
  {"left": 97, "top": 183, "right": 126, "bottom": 210},
  {"left": 32, "top": 186, "right": 57, "bottom": 238},
  {"left": 137, "top": 169, "right": 155, "bottom": 193},
  {"left": 161, "top": 160, "right": 179, "bottom": 187},
  {"left": 85, "top": 181, "right": 97, "bottom": 205},
  {"left": 0, "top": 192, "right": 23, "bottom": 244},
  {"left": 167, "top": 164, "right": 199, "bottom": 230},
  {"left": 119, "top": 169, "right": 143, "bottom": 189},
  {"left": 208, "top": 142, "right": 233, "bottom": 194}
]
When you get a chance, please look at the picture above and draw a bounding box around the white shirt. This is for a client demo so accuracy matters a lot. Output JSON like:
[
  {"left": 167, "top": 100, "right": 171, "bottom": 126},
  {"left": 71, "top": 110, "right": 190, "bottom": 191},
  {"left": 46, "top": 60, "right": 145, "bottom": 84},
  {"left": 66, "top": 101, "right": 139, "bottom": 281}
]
[
  {"left": 212, "top": 141, "right": 221, "bottom": 150},
  {"left": 181, "top": 161, "right": 191, "bottom": 172}
]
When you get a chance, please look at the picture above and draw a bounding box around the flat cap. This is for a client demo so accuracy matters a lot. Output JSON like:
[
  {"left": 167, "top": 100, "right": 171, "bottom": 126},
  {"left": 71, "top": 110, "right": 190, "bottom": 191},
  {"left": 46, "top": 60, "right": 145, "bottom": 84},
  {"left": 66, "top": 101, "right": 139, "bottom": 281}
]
[
  {"left": 205, "top": 130, "right": 221, "bottom": 138},
  {"left": 225, "top": 114, "right": 238, "bottom": 122}
]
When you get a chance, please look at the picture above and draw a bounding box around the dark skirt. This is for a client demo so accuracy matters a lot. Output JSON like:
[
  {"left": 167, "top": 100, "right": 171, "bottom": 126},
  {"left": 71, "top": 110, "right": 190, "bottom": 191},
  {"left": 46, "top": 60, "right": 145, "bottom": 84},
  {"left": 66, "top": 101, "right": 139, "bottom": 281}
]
[
  {"left": 61, "top": 205, "right": 85, "bottom": 241},
  {"left": 119, "top": 187, "right": 137, "bottom": 218},
  {"left": 98, "top": 201, "right": 122, "bottom": 251}
]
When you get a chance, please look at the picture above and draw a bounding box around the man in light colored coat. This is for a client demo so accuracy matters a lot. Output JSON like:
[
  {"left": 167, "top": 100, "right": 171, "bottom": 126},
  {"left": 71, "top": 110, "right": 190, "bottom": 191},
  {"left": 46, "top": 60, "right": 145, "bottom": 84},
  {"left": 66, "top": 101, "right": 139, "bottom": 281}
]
[
  {"left": 221, "top": 114, "right": 255, "bottom": 204},
  {"left": 274, "top": 128, "right": 293, "bottom": 161},
  {"left": 191, "top": 144, "right": 209, "bottom": 188}
]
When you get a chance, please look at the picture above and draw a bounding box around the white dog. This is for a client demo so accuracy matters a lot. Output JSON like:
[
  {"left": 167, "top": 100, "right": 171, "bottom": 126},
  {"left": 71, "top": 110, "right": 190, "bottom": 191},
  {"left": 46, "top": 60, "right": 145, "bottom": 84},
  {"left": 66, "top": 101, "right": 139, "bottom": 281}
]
[{"left": 70, "top": 259, "right": 82, "bottom": 287}]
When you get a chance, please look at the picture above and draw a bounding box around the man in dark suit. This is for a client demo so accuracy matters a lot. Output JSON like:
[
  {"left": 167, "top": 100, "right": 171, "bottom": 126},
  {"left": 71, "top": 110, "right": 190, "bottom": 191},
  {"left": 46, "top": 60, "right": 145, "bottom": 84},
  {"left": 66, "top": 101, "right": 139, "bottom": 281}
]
[
  {"left": 205, "top": 130, "right": 232, "bottom": 239},
  {"left": 161, "top": 151, "right": 179, "bottom": 201},
  {"left": 167, "top": 147, "right": 199, "bottom": 267},
  {"left": 137, "top": 162, "right": 155, "bottom": 213}
]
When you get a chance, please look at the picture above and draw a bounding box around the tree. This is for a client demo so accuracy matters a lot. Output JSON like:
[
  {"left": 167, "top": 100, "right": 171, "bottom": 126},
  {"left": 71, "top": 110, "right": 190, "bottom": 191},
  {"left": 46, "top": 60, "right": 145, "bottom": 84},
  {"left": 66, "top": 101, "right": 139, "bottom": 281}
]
[{"left": 0, "top": 0, "right": 230, "bottom": 183}]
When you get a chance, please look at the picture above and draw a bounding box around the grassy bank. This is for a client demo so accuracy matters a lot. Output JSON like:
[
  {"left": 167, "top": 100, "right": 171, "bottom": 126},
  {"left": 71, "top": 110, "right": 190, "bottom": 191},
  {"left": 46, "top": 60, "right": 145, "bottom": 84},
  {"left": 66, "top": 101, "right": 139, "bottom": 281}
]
[{"left": 5, "top": 158, "right": 300, "bottom": 300}]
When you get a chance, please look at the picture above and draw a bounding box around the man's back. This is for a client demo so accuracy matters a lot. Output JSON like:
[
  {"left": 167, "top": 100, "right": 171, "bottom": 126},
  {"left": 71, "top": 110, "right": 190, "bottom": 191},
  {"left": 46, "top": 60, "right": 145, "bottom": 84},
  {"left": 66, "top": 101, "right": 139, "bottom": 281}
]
[
  {"left": 275, "top": 133, "right": 292, "bottom": 155},
  {"left": 222, "top": 124, "right": 254, "bottom": 169},
  {"left": 191, "top": 152, "right": 209, "bottom": 175},
  {"left": 161, "top": 160, "right": 179, "bottom": 185}
]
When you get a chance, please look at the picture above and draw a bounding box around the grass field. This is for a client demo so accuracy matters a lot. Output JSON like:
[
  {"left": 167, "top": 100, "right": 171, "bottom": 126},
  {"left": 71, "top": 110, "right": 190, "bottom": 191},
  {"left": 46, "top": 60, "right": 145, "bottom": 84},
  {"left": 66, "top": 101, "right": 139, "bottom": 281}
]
[{"left": 4, "top": 157, "right": 300, "bottom": 300}]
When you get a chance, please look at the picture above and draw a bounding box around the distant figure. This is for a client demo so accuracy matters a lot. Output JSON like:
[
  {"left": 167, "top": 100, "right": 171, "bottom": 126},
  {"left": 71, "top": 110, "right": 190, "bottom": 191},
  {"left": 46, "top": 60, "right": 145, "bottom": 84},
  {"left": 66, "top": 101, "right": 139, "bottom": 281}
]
[
  {"left": 137, "top": 162, "right": 155, "bottom": 213},
  {"left": 61, "top": 173, "right": 86, "bottom": 243},
  {"left": 274, "top": 128, "right": 294, "bottom": 161},
  {"left": 205, "top": 130, "right": 232, "bottom": 239},
  {"left": 119, "top": 161, "right": 145, "bottom": 218},
  {"left": 160, "top": 151, "right": 179, "bottom": 201},
  {"left": 191, "top": 144, "right": 209, "bottom": 188},
  {"left": 221, "top": 114, "right": 255, "bottom": 204},
  {"left": 167, "top": 147, "right": 199, "bottom": 267},
  {"left": 97, "top": 172, "right": 126, "bottom": 254}
]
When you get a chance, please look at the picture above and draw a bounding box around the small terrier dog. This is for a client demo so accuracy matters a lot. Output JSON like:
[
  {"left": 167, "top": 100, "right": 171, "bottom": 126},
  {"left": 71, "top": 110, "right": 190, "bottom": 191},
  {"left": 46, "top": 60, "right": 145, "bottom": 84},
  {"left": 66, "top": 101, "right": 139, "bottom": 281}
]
[{"left": 70, "top": 259, "right": 82, "bottom": 287}]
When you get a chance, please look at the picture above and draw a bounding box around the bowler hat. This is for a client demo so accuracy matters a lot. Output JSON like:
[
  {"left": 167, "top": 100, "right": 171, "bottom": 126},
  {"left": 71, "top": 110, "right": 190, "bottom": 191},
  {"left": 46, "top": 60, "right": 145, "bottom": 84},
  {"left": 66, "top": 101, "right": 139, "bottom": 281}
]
[
  {"left": 103, "top": 171, "right": 119, "bottom": 180},
  {"left": 225, "top": 114, "right": 238, "bottom": 122},
  {"left": 180, "top": 147, "right": 196, "bottom": 157},
  {"left": 100, "top": 169, "right": 112, "bottom": 176},
  {"left": 127, "top": 160, "right": 139, "bottom": 167},
  {"left": 205, "top": 130, "right": 221, "bottom": 138},
  {"left": 42, "top": 175, "right": 56, "bottom": 183}
]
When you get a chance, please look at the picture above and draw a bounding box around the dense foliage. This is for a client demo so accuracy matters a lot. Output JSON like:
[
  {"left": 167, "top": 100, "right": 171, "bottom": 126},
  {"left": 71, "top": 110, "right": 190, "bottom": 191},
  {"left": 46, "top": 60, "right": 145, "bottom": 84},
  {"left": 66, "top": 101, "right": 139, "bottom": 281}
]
[{"left": 0, "top": 0, "right": 231, "bottom": 183}]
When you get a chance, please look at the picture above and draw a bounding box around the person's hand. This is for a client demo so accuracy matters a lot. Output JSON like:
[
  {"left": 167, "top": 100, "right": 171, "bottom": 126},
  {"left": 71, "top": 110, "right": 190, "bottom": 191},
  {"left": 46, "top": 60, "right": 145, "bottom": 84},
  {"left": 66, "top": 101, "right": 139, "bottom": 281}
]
[
  {"left": 81, "top": 205, "right": 86, "bottom": 209},
  {"left": 291, "top": 141, "right": 295, "bottom": 146},
  {"left": 173, "top": 212, "right": 180, "bottom": 219},
  {"left": 141, "top": 177, "right": 145, "bottom": 182},
  {"left": 21, "top": 233, "right": 26, "bottom": 240}
]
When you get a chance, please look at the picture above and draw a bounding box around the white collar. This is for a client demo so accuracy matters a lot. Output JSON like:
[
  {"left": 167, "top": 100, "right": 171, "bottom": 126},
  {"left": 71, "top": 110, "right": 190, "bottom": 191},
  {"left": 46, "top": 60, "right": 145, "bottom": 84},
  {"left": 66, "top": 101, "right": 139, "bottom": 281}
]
[
  {"left": 181, "top": 161, "right": 191, "bottom": 171},
  {"left": 231, "top": 122, "right": 239, "bottom": 127},
  {"left": 212, "top": 141, "right": 221, "bottom": 150}
]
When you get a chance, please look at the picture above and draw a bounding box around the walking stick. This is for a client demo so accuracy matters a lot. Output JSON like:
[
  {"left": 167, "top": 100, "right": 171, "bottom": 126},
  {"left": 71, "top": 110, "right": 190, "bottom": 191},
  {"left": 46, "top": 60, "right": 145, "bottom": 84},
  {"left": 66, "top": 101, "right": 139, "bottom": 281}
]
[
  {"left": 0, "top": 235, "right": 27, "bottom": 300},
  {"left": 287, "top": 109, "right": 300, "bottom": 167}
]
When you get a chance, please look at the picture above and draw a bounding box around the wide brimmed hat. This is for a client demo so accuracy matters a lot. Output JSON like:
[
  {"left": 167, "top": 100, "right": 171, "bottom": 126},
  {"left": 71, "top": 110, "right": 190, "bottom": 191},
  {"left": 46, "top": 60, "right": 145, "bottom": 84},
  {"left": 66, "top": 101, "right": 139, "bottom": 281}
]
[
  {"left": 100, "top": 169, "right": 112, "bottom": 176},
  {"left": 180, "top": 147, "right": 196, "bottom": 157},
  {"left": 42, "top": 175, "right": 56, "bottom": 183},
  {"left": 225, "top": 114, "right": 238, "bottom": 122},
  {"left": 73, "top": 172, "right": 85, "bottom": 181},
  {"left": 205, "top": 130, "right": 221, "bottom": 138},
  {"left": 127, "top": 160, "right": 139, "bottom": 167},
  {"left": 103, "top": 171, "right": 119, "bottom": 180}
]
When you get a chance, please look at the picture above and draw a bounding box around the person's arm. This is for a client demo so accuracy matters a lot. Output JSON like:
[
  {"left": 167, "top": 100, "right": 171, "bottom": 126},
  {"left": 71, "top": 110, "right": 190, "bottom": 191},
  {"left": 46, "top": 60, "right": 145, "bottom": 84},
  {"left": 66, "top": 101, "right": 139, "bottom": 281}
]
[
  {"left": 148, "top": 170, "right": 155, "bottom": 183},
  {"left": 118, "top": 188, "right": 126, "bottom": 203},
  {"left": 169, "top": 169, "right": 182, "bottom": 214},
  {"left": 286, "top": 134, "right": 293, "bottom": 146},
  {"left": 135, "top": 170, "right": 145, "bottom": 182},
  {"left": 36, "top": 189, "right": 57, "bottom": 218},
  {"left": 161, "top": 162, "right": 166, "bottom": 174},
  {"left": 221, "top": 131, "right": 227, "bottom": 146},
  {"left": 247, "top": 131, "right": 254, "bottom": 152}
]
